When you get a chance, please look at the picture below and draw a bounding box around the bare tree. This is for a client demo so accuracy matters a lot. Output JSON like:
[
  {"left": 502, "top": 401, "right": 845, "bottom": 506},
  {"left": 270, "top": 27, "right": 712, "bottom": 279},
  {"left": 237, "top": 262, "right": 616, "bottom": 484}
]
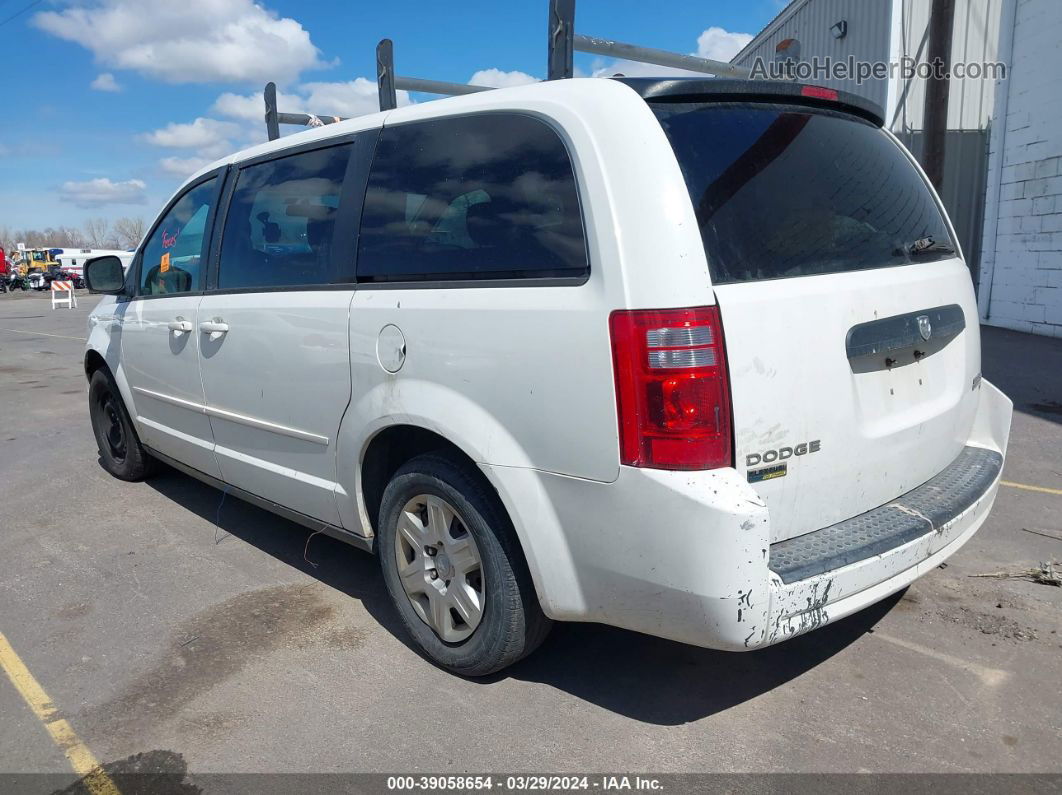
[
  {"left": 82, "top": 217, "right": 114, "bottom": 249},
  {"left": 113, "top": 216, "right": 147, "bottom": 249},
  {"left": 3, "top": 218, "right": 140, "bottom": 253},
  {"left": 58, "top": 226, "right": 87, "bottom": 247}
]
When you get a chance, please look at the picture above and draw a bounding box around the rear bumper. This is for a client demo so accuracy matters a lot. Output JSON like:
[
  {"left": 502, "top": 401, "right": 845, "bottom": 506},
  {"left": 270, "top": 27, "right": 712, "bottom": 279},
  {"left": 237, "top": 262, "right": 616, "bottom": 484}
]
[
  {"left": 485, "top": 379, "right": 1012, "bottom": 651},
  {"left": 761, "top": 447, "right": 1001, "bottom": 647}
]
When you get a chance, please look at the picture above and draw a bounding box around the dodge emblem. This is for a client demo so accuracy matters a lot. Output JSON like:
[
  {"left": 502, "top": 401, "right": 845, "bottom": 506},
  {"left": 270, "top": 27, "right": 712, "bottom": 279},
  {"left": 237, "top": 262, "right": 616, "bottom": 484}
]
[{"left": 917, "top": 315, "right": 932, "bottom": 341}]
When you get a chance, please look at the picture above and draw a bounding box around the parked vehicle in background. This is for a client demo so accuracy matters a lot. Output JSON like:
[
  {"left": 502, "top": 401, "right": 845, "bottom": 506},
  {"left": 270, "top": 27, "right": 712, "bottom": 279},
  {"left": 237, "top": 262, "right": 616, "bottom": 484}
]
[
  {"left": 83, "top": 77, "right": 1012, "bottom": 676},
  {"left": 26, "top": 268, "right": 47, "bottom": 290},
  {"left": 45, "top": 264, "right": 85, "bottom": 289},
  {"left": 55, "top": 248, "right": 134, "bottom": 279},
  {"left": 3, "top": 272, "right": 28, "bottom": 291},
  {"left": 14, "top": 248, "right": 59, "bottom": 274}
]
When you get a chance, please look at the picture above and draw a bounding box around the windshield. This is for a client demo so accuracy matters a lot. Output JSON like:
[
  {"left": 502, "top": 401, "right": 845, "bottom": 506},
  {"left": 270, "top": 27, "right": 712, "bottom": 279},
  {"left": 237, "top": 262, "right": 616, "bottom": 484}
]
[{"left": 651, "top": 102, "right": 956, "bottom": 283}]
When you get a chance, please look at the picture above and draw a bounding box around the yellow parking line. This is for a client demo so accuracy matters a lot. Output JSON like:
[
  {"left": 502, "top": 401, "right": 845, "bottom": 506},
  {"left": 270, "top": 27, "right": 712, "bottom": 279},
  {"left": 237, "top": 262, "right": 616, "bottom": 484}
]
[
  {"left": 1001, "top": 480, "right": 1062, "bottom": 496},
  {"left": 0, "top": 327, "right": 87, "bottom": 342},
  {"left": 0, "top": 631, "right": 118, "bottom": 795}
]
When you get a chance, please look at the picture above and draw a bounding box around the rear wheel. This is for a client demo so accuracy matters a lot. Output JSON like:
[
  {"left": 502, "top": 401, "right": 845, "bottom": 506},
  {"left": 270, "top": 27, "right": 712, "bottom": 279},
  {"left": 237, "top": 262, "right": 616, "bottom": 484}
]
[
  {"left": 88, "top": 369, "right": 156, "bottom": 481},
  {"left": 377, "top": 453, "right": 551, "bottom": 676}
]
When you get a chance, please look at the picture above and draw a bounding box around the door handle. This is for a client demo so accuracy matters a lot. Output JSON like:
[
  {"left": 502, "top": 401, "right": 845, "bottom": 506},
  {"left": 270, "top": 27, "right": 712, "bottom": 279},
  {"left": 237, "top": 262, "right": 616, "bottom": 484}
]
[
  {"left": 199, "top": 319, "right": 229, "bottom": 341},
  {"left": 167, "top": 317, "right": 193, "bottom": 335}
]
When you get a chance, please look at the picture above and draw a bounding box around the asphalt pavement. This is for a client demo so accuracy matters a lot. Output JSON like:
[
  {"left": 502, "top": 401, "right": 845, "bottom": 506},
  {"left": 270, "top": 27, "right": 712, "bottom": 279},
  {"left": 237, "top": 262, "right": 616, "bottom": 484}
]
[{"left": 0, "top": 290, "right": 1060, "bottom": 788}]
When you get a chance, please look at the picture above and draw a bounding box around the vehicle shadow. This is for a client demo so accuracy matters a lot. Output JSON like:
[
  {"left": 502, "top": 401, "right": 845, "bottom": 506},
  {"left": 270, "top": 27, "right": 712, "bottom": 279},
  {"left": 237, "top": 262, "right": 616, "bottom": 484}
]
[
  {"left": 144, "top": 464, "right": 899, "bottom": 726},
  {"left": 142, "top": 467, "right": 405, "bottom": 640},
  {"left": 502, "top": 594, "right": 899, "bottom": 725}
]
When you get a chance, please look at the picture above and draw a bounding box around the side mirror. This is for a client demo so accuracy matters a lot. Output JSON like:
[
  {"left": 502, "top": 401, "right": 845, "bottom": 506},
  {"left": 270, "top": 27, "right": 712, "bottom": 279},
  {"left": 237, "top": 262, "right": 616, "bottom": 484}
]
[{"left": 84, "top": 256, "right": 126, "bottom": 294}]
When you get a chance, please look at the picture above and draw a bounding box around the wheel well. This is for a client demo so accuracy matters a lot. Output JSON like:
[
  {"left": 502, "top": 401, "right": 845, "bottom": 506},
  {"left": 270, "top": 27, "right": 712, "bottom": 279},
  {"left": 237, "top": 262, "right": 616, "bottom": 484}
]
[
  {"left": 361, "top": 426, "right": 485, "bottom": 535},
  {"left": 84, "top": 350, "right": 108, "bottom": 380}
]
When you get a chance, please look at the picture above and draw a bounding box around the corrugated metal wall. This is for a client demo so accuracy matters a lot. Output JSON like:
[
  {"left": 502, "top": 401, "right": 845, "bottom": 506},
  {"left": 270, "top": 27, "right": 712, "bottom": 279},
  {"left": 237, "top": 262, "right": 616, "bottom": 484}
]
[
  {"left": 892, "top": 0, "right": 1002, "bottom": 132},
  {"left": 898, "top": 129, "right": 991, "bottom": 285},
  {"left": 732, "top": 0, "right": 1003, "bottom": 134},
  {"left": 732, "top": 0, "right": 893, "bottom": 110}
]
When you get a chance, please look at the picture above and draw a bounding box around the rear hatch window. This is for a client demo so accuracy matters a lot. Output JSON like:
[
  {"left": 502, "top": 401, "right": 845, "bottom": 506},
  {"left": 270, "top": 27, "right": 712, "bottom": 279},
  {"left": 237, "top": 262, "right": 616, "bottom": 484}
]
[{"left": 651, "top": 102, "right": 956, "bottom": 283}]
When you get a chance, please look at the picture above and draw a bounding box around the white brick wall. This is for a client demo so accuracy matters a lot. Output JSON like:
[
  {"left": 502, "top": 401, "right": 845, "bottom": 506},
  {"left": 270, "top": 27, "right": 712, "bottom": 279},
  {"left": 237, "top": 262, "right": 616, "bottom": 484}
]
[{"left": 979, "top": 0, "right": 1062, "bottom": 337}]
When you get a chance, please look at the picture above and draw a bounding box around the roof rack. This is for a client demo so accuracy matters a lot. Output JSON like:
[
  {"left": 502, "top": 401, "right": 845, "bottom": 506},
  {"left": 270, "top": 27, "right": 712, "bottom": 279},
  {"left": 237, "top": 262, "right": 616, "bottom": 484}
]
[
  {"left": 264, "top": 0, "right": 752, "bottom": 138},
  {"left": 263, "top": 82, "right": 348, "bottom": 141},
  {"left": 545, "top": 0, "right": 750, "bottom": 82},
  {"left": 375, "top": 38, "right": 494, "bottom": 113}
]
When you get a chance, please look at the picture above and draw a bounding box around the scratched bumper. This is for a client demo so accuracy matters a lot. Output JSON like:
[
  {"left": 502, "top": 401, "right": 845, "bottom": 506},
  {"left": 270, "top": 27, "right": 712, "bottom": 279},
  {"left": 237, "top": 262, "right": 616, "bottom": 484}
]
[
  {"left": 754, "top": 461, "right": 1001, "bottom": 648},
  {"left": 748, "top": 379, "right": 1013, "bottom": 649},
  {"left": 486, "top": 380, "right": 1011, "bottom": 653}
]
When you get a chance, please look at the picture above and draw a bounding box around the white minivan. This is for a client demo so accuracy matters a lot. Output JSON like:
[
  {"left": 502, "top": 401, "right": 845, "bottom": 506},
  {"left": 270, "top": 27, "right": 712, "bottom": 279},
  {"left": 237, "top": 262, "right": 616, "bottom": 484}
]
[{"left": 84, "top": 77, "right": 1012, "bottom": 675}]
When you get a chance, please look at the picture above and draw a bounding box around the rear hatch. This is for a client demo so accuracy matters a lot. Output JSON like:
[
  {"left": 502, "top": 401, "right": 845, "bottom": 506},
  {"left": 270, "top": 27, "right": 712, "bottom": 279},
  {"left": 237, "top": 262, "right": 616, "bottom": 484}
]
[{"left": 651, "top": 91, "right": 981, "bottom": 543}]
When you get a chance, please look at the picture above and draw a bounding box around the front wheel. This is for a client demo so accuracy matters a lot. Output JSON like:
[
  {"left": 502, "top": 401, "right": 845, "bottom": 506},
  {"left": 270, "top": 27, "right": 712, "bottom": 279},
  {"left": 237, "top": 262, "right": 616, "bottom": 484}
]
[
  {"left": 377, "top": 453, "right": 551, "bottom": 676},
  {"left": 88, "top": 369, "right": 156, "bottom": 481}
]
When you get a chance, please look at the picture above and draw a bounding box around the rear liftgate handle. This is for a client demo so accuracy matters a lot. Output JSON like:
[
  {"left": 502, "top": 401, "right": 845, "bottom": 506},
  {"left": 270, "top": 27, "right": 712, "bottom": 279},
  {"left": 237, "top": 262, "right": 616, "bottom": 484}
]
[{"left": 199, "top": 318, "right": 229, "bottom": 341}]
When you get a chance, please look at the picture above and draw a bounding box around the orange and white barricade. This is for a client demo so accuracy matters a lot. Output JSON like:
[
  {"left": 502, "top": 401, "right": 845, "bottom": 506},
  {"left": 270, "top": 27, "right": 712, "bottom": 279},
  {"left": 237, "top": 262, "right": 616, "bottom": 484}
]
[{"left": 50, "top": 280, "right": 77, "bottom": 309}]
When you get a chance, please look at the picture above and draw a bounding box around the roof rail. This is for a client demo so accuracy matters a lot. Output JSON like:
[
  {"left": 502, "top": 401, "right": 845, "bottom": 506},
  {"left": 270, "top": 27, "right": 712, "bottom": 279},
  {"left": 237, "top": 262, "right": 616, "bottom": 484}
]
[
  {"left": 376, "top": 39, "right": 493, "bottom": 111},
  {"left": 376, "top": 0, "right": 751, "bottom": 113},
  {"left": 546, "top": 0, "right": 751, "bottom": 81},
  {"left": 263, "top": 82, "right": 346, "bottom": 141},
  {"left": 263, "top": 1, "right": 754, "bottom": 136}
]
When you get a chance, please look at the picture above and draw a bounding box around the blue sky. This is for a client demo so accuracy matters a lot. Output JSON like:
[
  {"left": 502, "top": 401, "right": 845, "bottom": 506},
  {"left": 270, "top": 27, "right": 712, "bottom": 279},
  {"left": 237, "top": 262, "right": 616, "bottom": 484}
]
[{"left": 0, "top": 0, "right": 788, "bottom": 231}]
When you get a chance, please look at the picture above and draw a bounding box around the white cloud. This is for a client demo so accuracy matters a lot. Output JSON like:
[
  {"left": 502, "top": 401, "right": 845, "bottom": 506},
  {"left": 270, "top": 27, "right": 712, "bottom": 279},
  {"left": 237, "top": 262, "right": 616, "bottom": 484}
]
[
  {"left": 213, "top": 88, "right": 304, "bottom": 123},
  {"left": 158, "top": 156, "right": 213, "bottom": 177},
  {"left": 212, "top": 79, "right": 411, "bottom": 126},
  {"left": 469, "top": 68, "right": 539, "bottom": 88},
  {"left": 33, "top": 0, "right": 328, "bottom": 85},
  {"left": 696, "top": 27, "right": 754, "bottom": 62},
  {"left": 143, "top": 78, "right": 413, "bottom": 175},
  {"left": 140, "top": 117, "right": 242, "bottom": 150},
  {"left": 300, "top": 78, "right": 402, "bottom": 118},
  {"left": 90, "top": 72, "right": 121, "bottom": 92},
  {"left": 59, "top": 177, "right": 147, "bottom": 208},
  {"left": 591, "top": 26, "right": 753, "bottom": 78}
]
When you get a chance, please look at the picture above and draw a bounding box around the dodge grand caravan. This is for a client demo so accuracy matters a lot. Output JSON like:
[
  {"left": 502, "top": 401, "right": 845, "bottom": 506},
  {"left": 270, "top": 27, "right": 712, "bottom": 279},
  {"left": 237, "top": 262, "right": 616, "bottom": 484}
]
[{"left": 83, "top": 77, "right": 1012, "bottom": 675}]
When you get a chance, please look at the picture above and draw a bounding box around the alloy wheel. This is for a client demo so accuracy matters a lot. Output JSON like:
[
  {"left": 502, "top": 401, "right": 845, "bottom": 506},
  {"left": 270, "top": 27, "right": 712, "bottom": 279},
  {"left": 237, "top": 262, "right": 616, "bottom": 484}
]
[{"left": 394, "top": 494, "right": 485, "bottom": 643}]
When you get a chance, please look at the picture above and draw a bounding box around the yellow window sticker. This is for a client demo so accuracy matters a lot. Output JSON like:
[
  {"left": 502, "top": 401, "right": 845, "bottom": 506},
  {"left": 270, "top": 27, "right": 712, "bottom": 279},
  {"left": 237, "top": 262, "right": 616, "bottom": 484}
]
[{"left": 160, "top": 252, "right": 170, "bottom": 273}]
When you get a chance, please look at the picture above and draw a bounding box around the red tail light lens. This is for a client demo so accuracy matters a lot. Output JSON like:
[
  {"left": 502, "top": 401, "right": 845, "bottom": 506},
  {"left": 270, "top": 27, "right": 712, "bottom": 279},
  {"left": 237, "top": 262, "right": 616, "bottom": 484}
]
[{"left": 609, "top": 306, "right": 732, "bottom": 470}]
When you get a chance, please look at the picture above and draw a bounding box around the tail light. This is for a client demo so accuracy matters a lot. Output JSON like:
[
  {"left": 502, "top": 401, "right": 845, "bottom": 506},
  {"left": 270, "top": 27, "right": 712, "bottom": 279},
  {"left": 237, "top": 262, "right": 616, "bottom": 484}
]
[{"left": 609, "top": 306, "right": 732, "bottom": 471}]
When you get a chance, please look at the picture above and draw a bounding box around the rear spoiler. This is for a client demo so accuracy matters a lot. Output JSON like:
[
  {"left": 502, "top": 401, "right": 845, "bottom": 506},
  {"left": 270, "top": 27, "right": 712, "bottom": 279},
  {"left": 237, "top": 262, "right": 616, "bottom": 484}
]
[{"left": 614, "top": 78, "right": 886, "bottom": 128}]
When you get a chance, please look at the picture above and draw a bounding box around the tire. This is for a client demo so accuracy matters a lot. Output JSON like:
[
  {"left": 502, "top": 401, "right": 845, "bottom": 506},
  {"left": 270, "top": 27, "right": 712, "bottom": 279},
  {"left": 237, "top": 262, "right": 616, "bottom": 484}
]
[
  {"left": 88, "top": 369, "right": 156, "bottom": 481},
  {"left": 377, "top": 453, "right": 551, "bottom": 676}
]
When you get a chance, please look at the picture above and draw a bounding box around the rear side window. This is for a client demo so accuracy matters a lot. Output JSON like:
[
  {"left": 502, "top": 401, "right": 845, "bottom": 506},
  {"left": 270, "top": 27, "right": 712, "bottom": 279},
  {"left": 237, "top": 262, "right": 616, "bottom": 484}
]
[
  {"left": 357, "top": 113, "right": 587, "bottom": 282},
  {"left": 139, "top": 178, "right": 216, "bottom": 296},
  {"left": 652, "top": 102, "right": 955, "bottom": 283},
  {"left": 218, "top": 144, "right": 351, "bottom": 290}
]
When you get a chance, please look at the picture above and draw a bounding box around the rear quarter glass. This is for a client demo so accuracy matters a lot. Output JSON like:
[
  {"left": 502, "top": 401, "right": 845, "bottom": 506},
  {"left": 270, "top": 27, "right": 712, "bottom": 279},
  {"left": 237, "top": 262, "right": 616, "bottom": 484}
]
[{"left": 651, "top": 101, "right": 955, "bottom": 283}]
